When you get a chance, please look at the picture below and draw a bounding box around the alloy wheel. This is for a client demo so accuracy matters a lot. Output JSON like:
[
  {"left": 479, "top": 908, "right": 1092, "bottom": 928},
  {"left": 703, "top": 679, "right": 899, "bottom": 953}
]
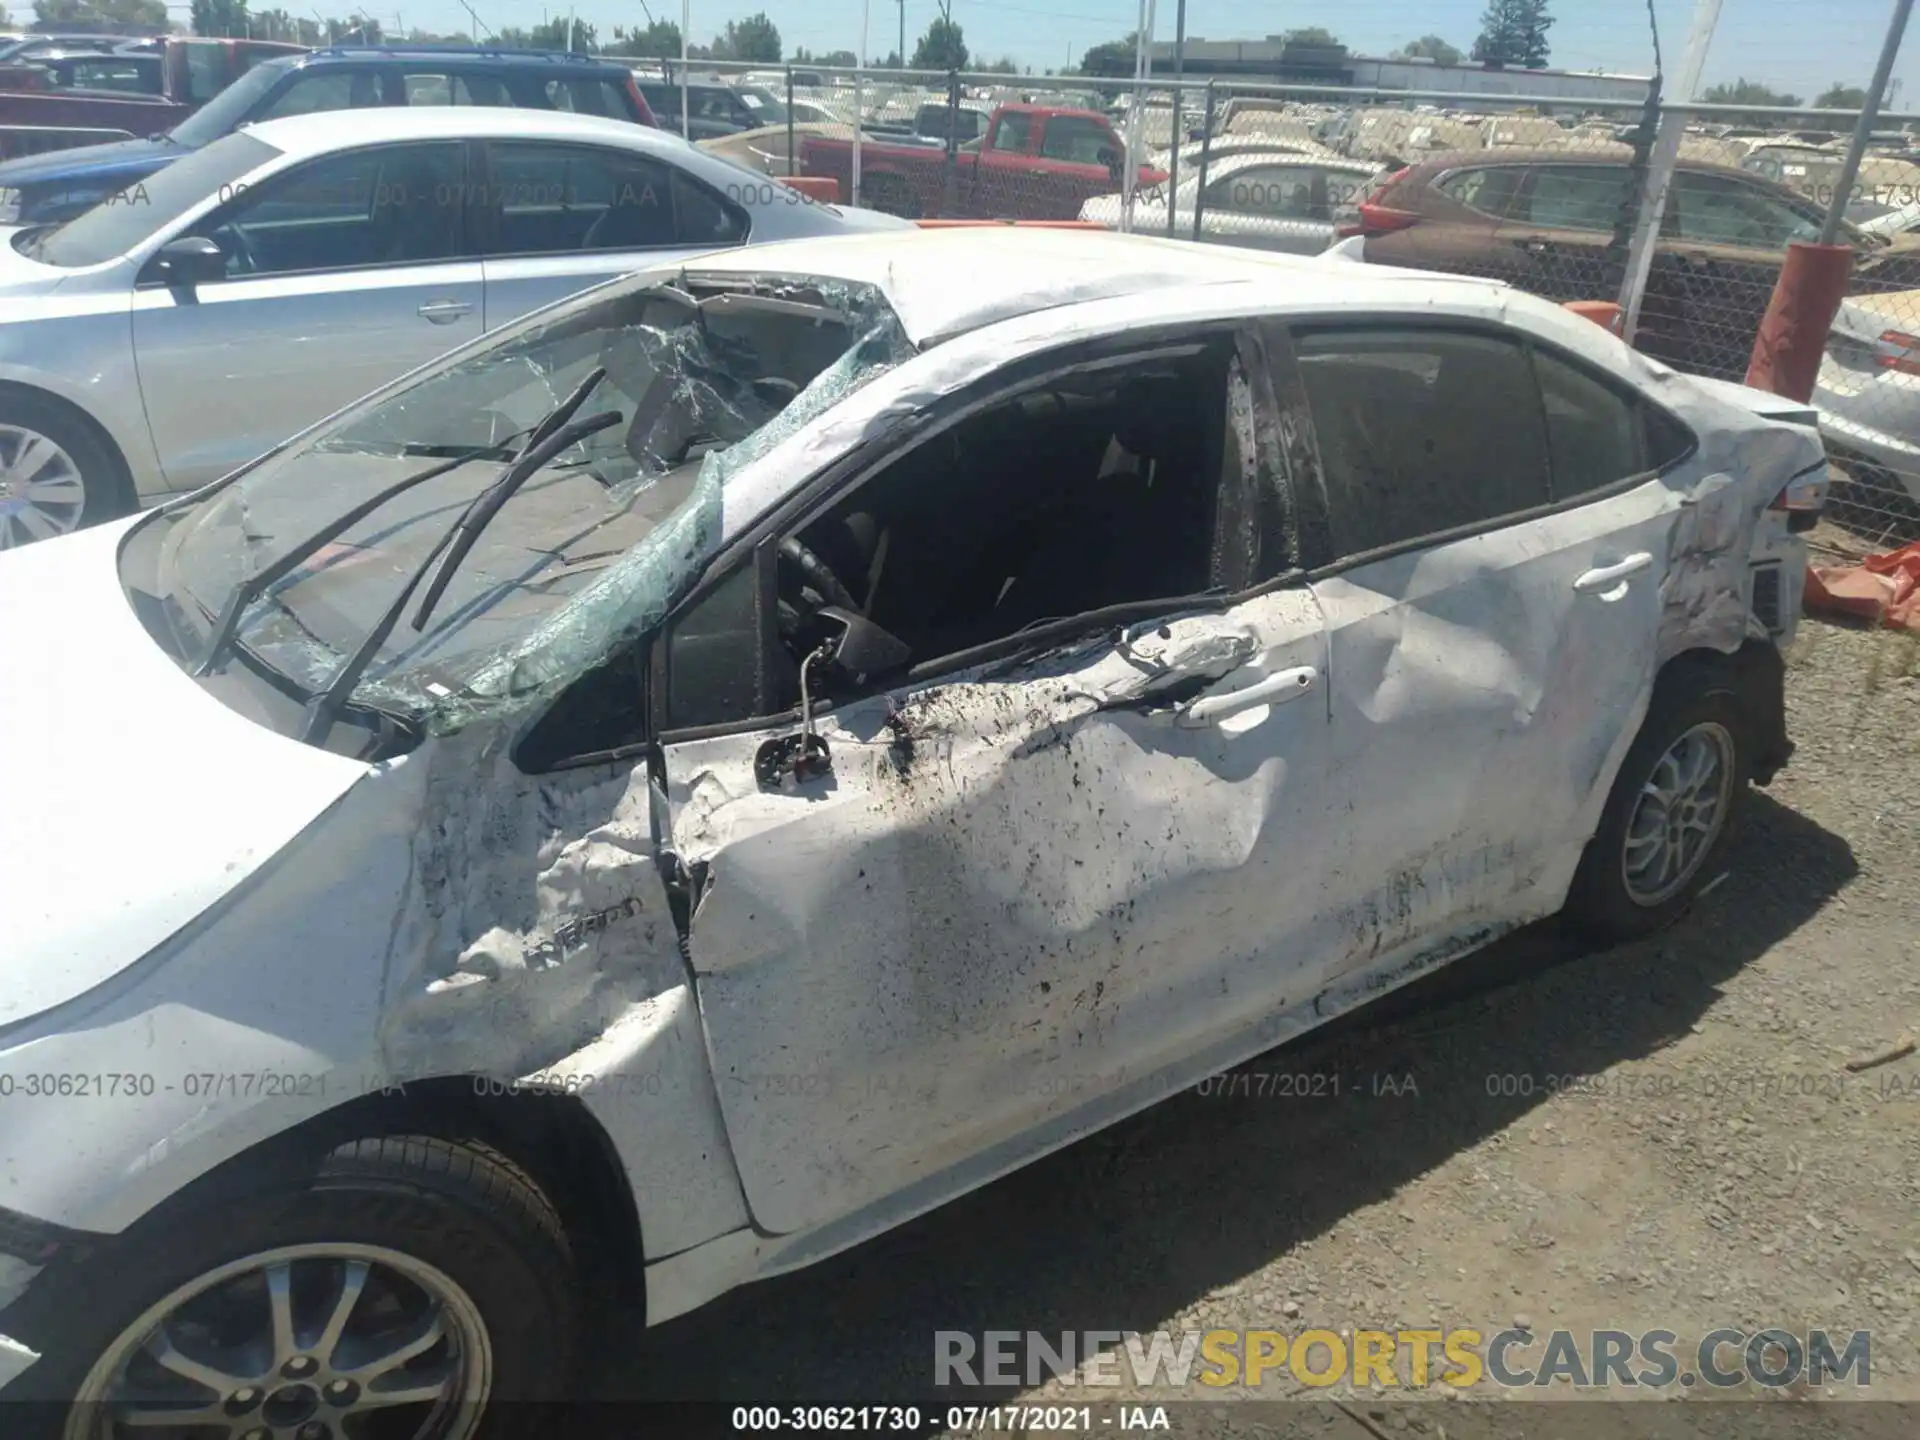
[
  {"left": 0, "top": 423, "right": 86, "bottom": 549},
  {"left": 67, "top": 1242, "right": 492, "bottom": 1440},
  {"left": 1620, "top": 720, "right": 1736, "bottom": 907}
]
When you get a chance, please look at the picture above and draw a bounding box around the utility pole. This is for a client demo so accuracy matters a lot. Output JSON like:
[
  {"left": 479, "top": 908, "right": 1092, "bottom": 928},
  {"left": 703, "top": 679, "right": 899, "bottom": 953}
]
[{"left": 895, "top": 0, "right": 904, "bottom": 67}]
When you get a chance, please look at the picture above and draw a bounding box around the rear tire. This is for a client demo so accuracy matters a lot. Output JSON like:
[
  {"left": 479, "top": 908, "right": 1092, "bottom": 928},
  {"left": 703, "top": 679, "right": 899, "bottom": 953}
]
[
  {"left": 1, "top": 1134, "right": 582, "bottom": 1440},
  {"left": 0, "top": 389, "right": 134, "bottom": 550},
  {"left": 1565, "top": 668, "right": 1751, "bottom": 942}
]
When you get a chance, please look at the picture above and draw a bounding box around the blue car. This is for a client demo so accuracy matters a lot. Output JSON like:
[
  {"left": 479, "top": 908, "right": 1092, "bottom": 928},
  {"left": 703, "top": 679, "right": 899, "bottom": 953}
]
[{"left": 0, "top": 44, "right": 658, "bottom": 225}]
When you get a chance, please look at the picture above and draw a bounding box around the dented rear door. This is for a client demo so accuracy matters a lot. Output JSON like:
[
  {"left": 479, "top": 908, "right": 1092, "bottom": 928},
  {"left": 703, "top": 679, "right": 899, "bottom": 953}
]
[{"left": 1277, "top": 322, "right": 1679, "bottom": 975}]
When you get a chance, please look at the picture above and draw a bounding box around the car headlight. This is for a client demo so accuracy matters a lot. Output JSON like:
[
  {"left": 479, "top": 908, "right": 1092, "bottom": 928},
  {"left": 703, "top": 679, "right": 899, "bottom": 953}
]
[{"left": 0, "top": 189, "right": 21, "bottom": 226}]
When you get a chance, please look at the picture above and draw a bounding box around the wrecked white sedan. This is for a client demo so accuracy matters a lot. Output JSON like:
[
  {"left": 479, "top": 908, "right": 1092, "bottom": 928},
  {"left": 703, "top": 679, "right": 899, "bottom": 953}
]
[{"left": 0, "top": 228, "right": 1828, "bottom": 1432}]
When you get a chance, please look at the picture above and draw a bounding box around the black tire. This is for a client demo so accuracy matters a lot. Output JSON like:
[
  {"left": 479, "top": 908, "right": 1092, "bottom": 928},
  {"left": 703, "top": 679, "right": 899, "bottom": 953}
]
[
  {"left": 1565, "top": 665, "right": 1751, "bottom": 942},
  {"left": 859, "top": 172, "right": 921, "bottom": 219},
  {"left": 1, "top": 1134, "right": 581, "bottom": 1439},
  {"left": 0, "top": 388, "right": 135, "bottom": 547}
]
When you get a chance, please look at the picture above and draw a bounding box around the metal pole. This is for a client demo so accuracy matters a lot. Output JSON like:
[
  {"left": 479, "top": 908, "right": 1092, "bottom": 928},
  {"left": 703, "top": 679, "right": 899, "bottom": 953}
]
[
  {"left": 854, "top": 0, "right": 870, "bottom": 206},
  {"left": 679, "top": 0, "right": 690, "bottom": 139},
  {"left": 1618, "top": 0, "right": 1723, "bottom": 346},
  {"left": 786, "top": 63, "right": 795, "bottom": 178},
  {"left": 896, "top": 0, "right": 904, "bottom": 68},
  {"left": 1120, "top": 0, "right": 1154, "bottom": 232},
  {"left": 1165, "top": 0, "right": 1185, "bottom": 236},
  {"left": 1191, "top": 79, "right": 1215, "bottom": 241},
  {"left": 1820, "top": 0, "right": 1915, "bottom": 243}
]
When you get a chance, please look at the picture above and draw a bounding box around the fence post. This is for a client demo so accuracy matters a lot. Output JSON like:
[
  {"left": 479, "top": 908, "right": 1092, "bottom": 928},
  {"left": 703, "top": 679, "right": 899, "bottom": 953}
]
[
  {"left": 941, "top": 70, "right": 960, "bottom": 219},
  {"left": 1165, "top": 0, "right": 1187, "bottom": 237},
  {"left": 1617, "top": 0, "right": 1724, "bottom": 346},
  {"left": 678, "top": 0, "right": 690, "bottom": 140},
  {"left": 1191, "top": 80, "right": 1216, "bottom": 242},
  {"left": 1820, "top": 0, "right": 1915, "bottom": 242},
  {"left": 786, "top": 64, "right": 796, "bottom": 180}
]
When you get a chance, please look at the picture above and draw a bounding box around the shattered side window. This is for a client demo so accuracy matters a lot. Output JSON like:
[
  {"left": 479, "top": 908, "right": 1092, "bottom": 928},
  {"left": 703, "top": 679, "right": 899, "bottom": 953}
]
[{"left": 149, "top": 274, "right": 913, "bottom": 746}]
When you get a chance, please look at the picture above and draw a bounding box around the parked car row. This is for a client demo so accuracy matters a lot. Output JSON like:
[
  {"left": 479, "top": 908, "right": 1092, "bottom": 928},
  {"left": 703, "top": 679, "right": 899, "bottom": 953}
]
[
  {"left": 0, "top": 222, "right": 1828, "bottom": 1437},
  {"left": 0, "top": 105, "right": 910, "bottom": 548},
  {"left": 0, "top": 45, "right": 661, "bottom": 225}
]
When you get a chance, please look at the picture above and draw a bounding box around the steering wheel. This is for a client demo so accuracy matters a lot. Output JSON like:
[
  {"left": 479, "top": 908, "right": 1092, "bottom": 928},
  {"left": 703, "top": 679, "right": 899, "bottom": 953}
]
[
  {"left": 775, "top": 533, "right": 860, "bottom": 644},
  {"left": 211, "top": 223, "right": 256, "bottom": 276}
]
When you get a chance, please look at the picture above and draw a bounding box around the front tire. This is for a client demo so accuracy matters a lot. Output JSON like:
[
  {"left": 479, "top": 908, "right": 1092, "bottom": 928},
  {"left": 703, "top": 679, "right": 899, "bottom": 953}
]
[
  {"left": 3, "top": 1135, "right": 581, "bottom": 1440},
  {"left": 1566, "top": 668, "right": 1751, "bottom": 941},
  {"left": 0, "top": 390, "right": 134, "bottom": 550}
]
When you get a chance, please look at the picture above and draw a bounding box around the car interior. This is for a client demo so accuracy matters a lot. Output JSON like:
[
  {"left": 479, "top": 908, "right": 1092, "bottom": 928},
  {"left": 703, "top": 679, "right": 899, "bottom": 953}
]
[
  {"left": 205, "top": 145, "right": 466, "bottom": 275},
  {"left": 767, "top": 346, "right": 1237, "bottom": 710}
]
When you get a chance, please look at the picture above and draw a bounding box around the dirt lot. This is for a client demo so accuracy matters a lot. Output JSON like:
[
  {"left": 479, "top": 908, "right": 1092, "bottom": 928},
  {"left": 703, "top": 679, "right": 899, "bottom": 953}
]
[{"left": 606, "top": 616, "right": 1920, "bottom": 1435}]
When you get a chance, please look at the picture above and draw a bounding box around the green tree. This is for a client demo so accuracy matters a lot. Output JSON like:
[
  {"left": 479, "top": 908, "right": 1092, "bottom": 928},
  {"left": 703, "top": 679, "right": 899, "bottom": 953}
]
[
  {"left": 34, "top": 0, "right": 167, "bottom": 23},
  {"left": 910, "top": 1, "right": 966, "bottom": 71},
  {"left": 1814, "top": 82, "right": 1869, "bottom": 109},
  {"left": 1474, "top": 0, "right": 1550, "bottom": 69},
  {"left": 712, "top": 12, "right": 780, "bottom": 63},
  {"left": 1700, "top": 78, "right": 1802, "bottom": 106},
  {"left": 983, "top": 55, "right": 1018, "bottom": 74},
  {"left": 608, "top": 20, "right": 680, "bottom": 58},
  {"left": 190, "top": 0, "right": 248, "bottom": 36},
  {"left": 1077, "top": 33, "right": 1138, "bottom": 78},
  {"left": 524, "top": 17, "right": 595, "bottom": 52},
  {"left": 1396, "top": 35, "right": 1463, "bottom": 65},
  {"left": 815, "top": 49, "right": 857, "bottom": 67},
  {"left": 1282, "top": 28, "right": 1342, "bottom": 48}
]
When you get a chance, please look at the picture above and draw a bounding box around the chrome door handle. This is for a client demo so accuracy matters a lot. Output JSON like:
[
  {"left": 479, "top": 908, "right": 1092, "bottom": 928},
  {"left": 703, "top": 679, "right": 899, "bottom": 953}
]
[
  {"left": 1574, "top": 552, "right": 1654, "bottom": 594},
  {"left": 417, "top": 299, "right": 472, "bottom": 323},
  {"left": 1178, "top": 666, "right": 1319, "bottom": 728}
]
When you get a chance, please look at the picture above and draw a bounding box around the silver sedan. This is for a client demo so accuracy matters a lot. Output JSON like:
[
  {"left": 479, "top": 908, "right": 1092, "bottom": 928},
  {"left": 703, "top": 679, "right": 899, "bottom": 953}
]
[
  {"left": 0, "top": 105, "right": 910, "bottom": 548},
  {"left": 1080, "top": 151, "right": 1384, "bottom": 254}
]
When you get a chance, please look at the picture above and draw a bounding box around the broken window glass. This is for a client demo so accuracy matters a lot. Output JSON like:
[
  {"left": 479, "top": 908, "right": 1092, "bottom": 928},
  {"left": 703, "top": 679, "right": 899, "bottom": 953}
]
[{"left": 148, "top": 274, "right": 913, "bottom": 745}]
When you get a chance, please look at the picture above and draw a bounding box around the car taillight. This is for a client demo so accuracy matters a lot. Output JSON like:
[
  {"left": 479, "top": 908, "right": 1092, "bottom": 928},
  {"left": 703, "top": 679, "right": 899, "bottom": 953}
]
[
  {"left": 1769, "top": 464, "right": 1829, "bottom": 515},
  {"left": 1356, "top": 202, "right": 1421, "bottom": 235},
  {"left": 1352, "top": 167, "right": 1417, "bottom": 236},
  {"left": 1876, "top": 328, "right": 1920, "bottom": 374}
]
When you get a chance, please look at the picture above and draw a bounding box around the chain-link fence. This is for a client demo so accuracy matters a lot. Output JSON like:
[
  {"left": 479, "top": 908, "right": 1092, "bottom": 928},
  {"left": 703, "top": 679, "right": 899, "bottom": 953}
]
[{"left": 645, "top": 56, "right": 1920, "bottom": 554}]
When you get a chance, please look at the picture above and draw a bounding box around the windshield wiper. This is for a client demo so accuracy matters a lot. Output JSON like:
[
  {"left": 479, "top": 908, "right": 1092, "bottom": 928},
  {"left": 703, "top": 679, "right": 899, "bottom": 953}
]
[
  {"left": 298, "top": 405, "right": 624, "bottom": 746},
  {"left": 193, "top": 436, "right": 529, "bottom": 677}
]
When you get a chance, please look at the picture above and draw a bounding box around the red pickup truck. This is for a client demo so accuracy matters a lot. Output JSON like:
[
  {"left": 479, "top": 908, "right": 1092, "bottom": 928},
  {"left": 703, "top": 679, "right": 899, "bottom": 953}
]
[
  {"left": 0, "top": 37, "right": 304, "bottom": 140},
  {"left": 799, "top": 103, "right": 1166, "bottom": 221}
]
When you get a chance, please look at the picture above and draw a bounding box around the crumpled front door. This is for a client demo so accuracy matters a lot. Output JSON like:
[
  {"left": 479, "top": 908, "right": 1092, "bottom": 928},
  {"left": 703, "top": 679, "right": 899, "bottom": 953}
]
[{"left": 666, "top": 591, "right": 1336, "bottom": 1237}]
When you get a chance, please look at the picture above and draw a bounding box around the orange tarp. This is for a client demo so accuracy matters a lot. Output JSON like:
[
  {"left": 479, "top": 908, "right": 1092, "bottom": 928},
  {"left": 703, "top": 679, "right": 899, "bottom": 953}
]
[{"left": 1805, "top": 542, "right": 1920, "bottom": 633}]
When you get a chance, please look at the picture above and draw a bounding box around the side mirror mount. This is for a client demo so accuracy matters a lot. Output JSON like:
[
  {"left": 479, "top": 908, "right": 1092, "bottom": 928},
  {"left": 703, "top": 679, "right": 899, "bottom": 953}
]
[
  {"left": 149, "top": 234, "right": 226, "bottom": 288},
  {"left": 816, "top": 605, "right": 911, "bottom": 686},
  {"left": 1102, "top": 148, "right": 1125, "bottom": 184}
]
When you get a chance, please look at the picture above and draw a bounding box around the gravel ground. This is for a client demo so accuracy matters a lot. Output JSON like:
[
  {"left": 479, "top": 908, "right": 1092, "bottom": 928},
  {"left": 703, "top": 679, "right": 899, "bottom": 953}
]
[{"left": 601, "top": 616, "right": 1920, "bottom": 1437}]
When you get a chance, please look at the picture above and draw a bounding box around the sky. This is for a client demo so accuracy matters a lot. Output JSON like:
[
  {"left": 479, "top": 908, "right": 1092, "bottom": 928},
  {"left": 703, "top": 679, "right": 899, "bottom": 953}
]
[{"left": 232, "top": 0, "right": 1918, "bottom": 107}]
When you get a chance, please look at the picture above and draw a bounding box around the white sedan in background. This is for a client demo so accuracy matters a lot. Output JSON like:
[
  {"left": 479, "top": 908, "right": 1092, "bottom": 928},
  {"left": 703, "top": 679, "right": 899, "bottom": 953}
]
[
  {"left": 0, "top": 228, "right": 1824, "bottom": 1435},
  {"left": 0, "top": 106, "right": 909, "bottom": 549},
  {"left": 1081, "top": 151, "right": 1383, "bottom": 254}
]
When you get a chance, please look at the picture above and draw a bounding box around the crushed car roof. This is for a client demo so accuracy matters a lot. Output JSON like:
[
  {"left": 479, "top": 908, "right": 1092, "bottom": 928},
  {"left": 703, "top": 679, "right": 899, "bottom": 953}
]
[{"left": 683, "top": 226, "right": 1509, "bottom": 348}]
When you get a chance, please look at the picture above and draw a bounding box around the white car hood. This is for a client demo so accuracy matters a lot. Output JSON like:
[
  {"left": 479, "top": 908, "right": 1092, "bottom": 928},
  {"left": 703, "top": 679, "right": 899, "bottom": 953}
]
[{"left": 0, "top": 518, "right": 369, "bottom": 1024}]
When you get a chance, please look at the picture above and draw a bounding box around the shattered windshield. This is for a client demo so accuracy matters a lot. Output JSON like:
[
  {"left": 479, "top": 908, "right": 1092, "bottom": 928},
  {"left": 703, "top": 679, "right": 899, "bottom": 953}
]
[{"left": 144, "top": 271, "right": 912, "bottom": 740}]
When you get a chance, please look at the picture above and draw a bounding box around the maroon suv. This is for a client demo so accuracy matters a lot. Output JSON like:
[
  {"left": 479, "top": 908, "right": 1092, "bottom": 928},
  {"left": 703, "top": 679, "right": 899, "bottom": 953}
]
[{"left": 1347, "top": 148, "right": 1920, "bottom": 380}]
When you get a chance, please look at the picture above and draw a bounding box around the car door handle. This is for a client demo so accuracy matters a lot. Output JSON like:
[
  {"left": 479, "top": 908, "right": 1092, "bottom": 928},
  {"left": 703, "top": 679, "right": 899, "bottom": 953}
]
[
  {"left": 1574, "top": 552, "right": 1654, "bottom": 594},
  {"left": 417, "top": 299, "right": 473, "bottom": 323},
  {"left": 1178, "top": 666, "right": 1319, "bottom": 728}
]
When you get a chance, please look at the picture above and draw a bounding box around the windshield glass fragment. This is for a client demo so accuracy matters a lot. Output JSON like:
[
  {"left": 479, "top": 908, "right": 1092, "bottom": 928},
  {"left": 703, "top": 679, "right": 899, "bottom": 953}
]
[{"left": 148, "top": 274, "right": 913, "bottom": 739}]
